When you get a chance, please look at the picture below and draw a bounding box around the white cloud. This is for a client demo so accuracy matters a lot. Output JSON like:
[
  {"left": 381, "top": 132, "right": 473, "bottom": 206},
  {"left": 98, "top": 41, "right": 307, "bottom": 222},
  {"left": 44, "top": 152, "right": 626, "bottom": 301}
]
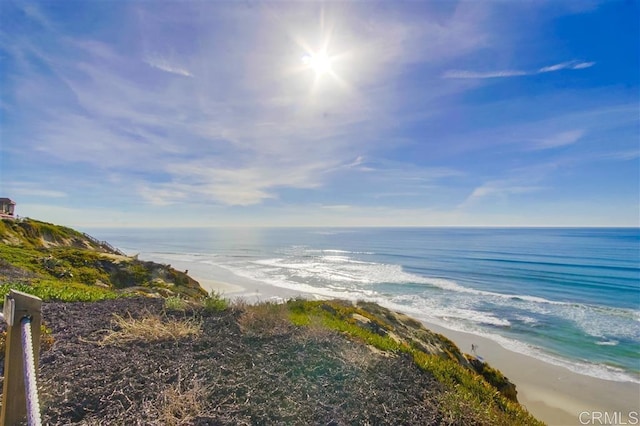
[
  {"left": 320, "top": 204, "right": 352, "bottom": 210},
  {"left": 444, "top": 60, "right": 595, "bottom": 79},
  {"left": 539, "top": 60, "right": 595, "bottom": 72},
  {"left": 442, "top": 70, "right": 528, "bottom": 79},
  {"left": 460, "top": 180, "right": 543, "bottom": 208},
  {"left": 144, "top": 56, "right": 192, "bottom": 77},
  {"left": 572, "top": 61, "right": 595, "bottom": 69},
  {"left": 532, "top": 129, "right": 584, "bottom": 149},
  {"left": 141, "top": 160, "right": 334, "bottom": 206},
  {"left": 600, "top": 150, "right": 640, "bottom": 161},
  {"left": 7, "top": 184, "right": 68, "bottom": 199}
]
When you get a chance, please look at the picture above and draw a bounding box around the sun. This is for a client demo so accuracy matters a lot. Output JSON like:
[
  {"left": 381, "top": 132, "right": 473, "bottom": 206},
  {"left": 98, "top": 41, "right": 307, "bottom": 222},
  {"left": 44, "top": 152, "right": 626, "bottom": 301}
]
[
  {"left": 302, "top": 50, "right": 333, "bottom": 76},
  {"left": 291, "top": 17, "right": 350, "bottom": 95}
]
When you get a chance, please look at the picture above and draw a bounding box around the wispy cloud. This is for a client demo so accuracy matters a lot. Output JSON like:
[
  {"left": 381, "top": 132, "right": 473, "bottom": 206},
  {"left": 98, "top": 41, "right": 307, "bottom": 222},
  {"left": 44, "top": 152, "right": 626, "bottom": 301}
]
[
  {"left": 531, "top": 129, "right": 584, "bottom": 150},
  {"left": 600, "top": 150, "right": 640, "bottom": 161},
  {"left": 144, "top": 56, "right": 192, "bottom": 77},
  {"left": 320, "top": 204, "right": 352, "bottom": 210},
  {"left": 144, "top": 160, "right": 334, "bottom": 206},
  {"left": 10, "top": 183, "right": 68, "bottom": 199},
  {"left": 4, "top": 1, "right": 488, "bottom": 209},
  {"left": 444, "top": 60, "right": 595, "bottom": 79},
  {"left": 538, "top": 60, "right": 595, "bottom": 73},
  {"left": 442, "top": 70, "right": 528, "bottom": 79},
  {"left": 460, "top": 180, "right": 544, "bottom": 208}
]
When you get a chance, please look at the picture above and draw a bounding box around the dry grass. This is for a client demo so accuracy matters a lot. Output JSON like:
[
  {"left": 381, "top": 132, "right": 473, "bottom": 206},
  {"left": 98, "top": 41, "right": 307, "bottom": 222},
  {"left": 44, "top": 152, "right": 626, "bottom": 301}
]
[
  {"left": 99, "top": 312, "right": 201, "bottom": 346},
  {"left": 142, "top": 378, "right": 206, "bottom": 426},
  {"left": 295, "top": 315, "right": 335, "bottom": 342},
  {"left": 238, "top": 302, "right": 293, "bottom": 337}
]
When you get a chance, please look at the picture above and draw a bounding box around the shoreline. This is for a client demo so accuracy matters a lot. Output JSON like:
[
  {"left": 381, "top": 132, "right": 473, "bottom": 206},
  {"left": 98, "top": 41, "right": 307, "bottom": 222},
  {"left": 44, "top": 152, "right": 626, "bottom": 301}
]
[
  {"left": 416, "top": 321, "right": 640, "bottom": 425},
  {"left": 154, "top": 256, "right": 639, "bottom": 425}
]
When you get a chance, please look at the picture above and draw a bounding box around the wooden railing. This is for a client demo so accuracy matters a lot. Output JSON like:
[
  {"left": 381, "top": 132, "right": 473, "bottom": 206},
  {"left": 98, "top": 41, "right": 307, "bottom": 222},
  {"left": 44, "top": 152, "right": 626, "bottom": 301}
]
[
  {"left": 82, "top": 233, "right": 126, "bottom": 256},
  {"left": 0, "top": 290, "right": 42, "bottom": 425}
]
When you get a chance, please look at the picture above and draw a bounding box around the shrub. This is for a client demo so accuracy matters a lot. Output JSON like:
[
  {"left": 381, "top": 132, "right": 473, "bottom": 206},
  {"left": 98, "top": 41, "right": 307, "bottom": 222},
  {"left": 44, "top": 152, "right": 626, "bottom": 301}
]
[
  {"left": 202, "top": 291, "right": 228, "bottom": 312},
  {"left": 165, "top": 296, "right": 188, "bottom": 311},
  {"left": 110, "top": 263, "right": 151, "bottom": 288}
]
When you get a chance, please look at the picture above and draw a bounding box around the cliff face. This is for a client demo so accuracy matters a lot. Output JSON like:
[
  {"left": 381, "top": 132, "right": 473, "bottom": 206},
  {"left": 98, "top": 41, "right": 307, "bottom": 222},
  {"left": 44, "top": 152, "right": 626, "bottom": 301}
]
[
  {"left": 350, "top": 301, "right": 518, "bottom": 402},
  {"left": 0, "top": 218, "right": 110, "bottom": 251},
  {"left": 0, "top": 218, "right": 207, "bottom": 301},
  {"left": 286, "top": 299, "right": 519, "bottom": 404}
]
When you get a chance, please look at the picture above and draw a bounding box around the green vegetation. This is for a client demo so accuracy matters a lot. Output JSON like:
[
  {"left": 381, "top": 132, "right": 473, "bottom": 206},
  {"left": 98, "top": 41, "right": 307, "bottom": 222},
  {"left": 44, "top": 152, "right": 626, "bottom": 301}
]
[
  {"left": 110, "top": 262, "right": 152, "bottom": 289},
  {"left": 165, "top": 295, "right": 189, "bottom": 311},
  {"left": 0, "top": 281, "right": 119, "bottom": 304},
  {"left": 201, "top": 291, "right": 228, "bottom": 312},
  {"left": 0, "top": 218, "right": 208, "bottom": 303},
  {"left": 238, "top": 301, "right": 292, "bottom": 336},
  {"left": 0, "top": 218, "right": 89, "bottom": 249}
]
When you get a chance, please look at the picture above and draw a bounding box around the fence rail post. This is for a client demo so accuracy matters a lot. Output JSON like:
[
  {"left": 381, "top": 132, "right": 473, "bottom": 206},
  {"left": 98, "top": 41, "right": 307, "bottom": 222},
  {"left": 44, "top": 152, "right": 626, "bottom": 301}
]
[{"left": 1, "top": 290, "right": 42, "bottom": 425}]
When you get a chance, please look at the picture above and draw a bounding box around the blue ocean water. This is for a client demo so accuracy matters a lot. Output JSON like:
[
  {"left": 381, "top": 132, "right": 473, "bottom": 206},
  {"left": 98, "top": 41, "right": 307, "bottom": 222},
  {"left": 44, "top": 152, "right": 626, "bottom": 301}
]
[{"left": 90, "top": 227, "right": 640, "bottom": 383}]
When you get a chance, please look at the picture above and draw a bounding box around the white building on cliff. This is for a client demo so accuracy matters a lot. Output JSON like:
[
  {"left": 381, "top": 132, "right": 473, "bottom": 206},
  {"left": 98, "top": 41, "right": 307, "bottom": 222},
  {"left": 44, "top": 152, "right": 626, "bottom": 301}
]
[{"left": 0, "top": 198, "right": 16, "bottom": 219}]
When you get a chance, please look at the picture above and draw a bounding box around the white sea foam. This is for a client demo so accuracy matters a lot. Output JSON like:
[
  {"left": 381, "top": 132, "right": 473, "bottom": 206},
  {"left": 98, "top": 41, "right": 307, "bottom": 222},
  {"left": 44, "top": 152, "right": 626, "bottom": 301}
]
[
  {"left": 253, "top": 253, "right": 573, "bottom": 310},
  {"left": 595, "top": 340, "right": 619, "bottom": 346},
  {"left": 374, "top": 298, "right": 640, "bottom": 384},
  {"left": 421, "top": 276, "right": 569, "bottom": 305},
  {"left": 514, "top": 315, "right": 539, "bottom": 325},
  {"left": 307, "top": 249, "right": 376, "bottom": 255},
  {"left": 252, "top": 257, "right": 431, "bottom": 286}
]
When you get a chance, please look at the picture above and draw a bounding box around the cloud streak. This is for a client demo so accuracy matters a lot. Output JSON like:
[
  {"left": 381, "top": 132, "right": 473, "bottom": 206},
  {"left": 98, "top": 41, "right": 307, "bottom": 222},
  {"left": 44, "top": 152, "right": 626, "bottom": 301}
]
[
  {"left": 443, "top": 60, "right": 595, "bottom": 79},
  {"left": 459, "top": 180, "right": 544, "bottom": 208},
  {"left": 531, "top": 129, "right": 585, "bottom": 150},
  {"left": 538, "top": 60, "right": 595, "bottom": 73},
  {"left": 145, "top": 56, "right": 193, "bottom": 77}
]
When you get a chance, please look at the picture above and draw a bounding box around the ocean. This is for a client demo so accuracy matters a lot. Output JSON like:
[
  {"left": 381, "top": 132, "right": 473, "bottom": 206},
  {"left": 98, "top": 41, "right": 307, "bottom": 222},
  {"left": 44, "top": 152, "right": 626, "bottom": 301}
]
[{"left": 89, "top": 227, "right": 640, "bottom": 384}]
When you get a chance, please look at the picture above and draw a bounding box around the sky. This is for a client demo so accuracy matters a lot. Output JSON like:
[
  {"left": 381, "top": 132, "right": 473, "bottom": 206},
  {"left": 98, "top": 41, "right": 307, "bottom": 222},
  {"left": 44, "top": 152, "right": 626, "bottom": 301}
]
[{"left": 1, "top": 0, "right": 638, "bottom": 228}]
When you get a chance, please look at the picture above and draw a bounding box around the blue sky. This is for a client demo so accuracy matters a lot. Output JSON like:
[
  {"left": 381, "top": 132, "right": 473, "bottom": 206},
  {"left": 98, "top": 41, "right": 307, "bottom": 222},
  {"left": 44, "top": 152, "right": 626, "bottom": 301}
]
[{"left": 1, "top": 0, "right": 638, "bottom": 227}]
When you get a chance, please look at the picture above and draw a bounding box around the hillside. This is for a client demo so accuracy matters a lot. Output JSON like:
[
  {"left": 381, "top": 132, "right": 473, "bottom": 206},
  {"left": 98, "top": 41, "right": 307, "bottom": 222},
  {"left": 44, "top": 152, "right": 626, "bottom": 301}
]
[
  {"left": 0, "top": 297, "right": 540, "bottom": 425},
  {"left": 0, "top": 218, "right": 543, "bottom": 425},
  {"left": 0, "top": 218, "right": 207, "bottom": 301}
]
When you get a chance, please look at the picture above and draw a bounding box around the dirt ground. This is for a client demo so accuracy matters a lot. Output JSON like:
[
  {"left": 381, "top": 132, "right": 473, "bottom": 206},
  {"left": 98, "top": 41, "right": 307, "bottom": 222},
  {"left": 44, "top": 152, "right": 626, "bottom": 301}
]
[{"left": 2, "top": 298, "right": 457, "bottom": 425}]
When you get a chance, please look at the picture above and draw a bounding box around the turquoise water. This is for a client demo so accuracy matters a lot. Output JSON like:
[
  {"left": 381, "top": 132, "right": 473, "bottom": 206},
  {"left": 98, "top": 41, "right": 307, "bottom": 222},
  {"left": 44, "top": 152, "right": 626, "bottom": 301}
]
[{"left": 90, "top": 227, "right": 640, "bottom": 383}]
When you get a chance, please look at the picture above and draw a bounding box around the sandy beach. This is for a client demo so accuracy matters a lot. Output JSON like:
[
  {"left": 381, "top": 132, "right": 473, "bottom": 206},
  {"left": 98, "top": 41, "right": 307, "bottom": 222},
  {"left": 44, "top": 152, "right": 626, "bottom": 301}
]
[
  {"left": 158, "top": 257, "right": 639, "bottom": 426},
  {"left": 420, "top": 322, "right": 640, "bottom": 426}
]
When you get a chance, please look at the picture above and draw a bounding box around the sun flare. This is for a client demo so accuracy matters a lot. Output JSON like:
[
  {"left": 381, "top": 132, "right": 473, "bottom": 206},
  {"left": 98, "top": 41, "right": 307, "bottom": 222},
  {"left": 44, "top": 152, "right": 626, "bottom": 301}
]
[{"left": 302, "top": 51, "right": 333, "bottom": 76}]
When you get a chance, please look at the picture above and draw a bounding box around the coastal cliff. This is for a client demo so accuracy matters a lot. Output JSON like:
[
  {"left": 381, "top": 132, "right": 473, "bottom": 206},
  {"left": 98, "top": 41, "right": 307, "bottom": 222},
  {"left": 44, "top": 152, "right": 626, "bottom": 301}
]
[
  {"left": 0, "top": 218, "right": 207, "bottom": 301},
  {"left": 0, "top": 218, "right": 541, "bottom": 425}
]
